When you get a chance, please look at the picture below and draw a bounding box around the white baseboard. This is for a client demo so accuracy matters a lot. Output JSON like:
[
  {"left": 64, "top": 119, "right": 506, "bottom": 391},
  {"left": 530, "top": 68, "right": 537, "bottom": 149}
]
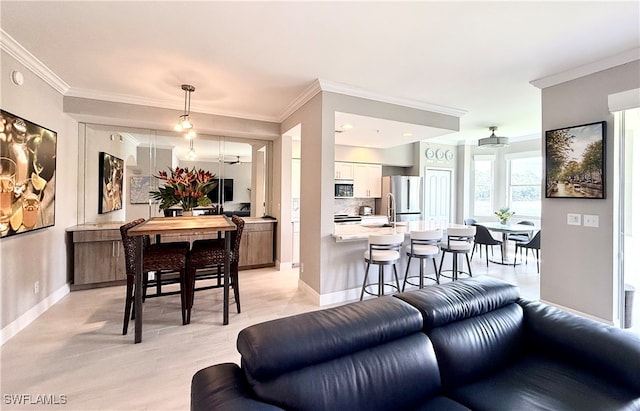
[
  {"left": 297, "top": 279, "right": 360, "bottom": 306},
  {"left": 1, "top": 283, "right": 70, "bottom": 346},
  {"left": 539, "top": 299, "right": 614, "bottom": 326}
]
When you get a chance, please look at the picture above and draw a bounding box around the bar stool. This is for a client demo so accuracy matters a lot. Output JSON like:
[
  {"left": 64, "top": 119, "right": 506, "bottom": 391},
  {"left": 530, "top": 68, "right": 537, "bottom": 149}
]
[
  {"left": 360, "top": 233, "right": 405, "bottom": 300},
  {"left": 438, "top": 225, "right": 476, "bottom": 281},
  {"left": 402, "top": 229, "right": 442, "bottom": 291}
]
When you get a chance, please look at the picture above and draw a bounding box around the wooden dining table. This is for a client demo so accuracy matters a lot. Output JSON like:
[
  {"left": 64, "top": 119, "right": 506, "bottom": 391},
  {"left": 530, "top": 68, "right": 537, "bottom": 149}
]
[
  {"left": 479, "top": 222, "right": 538, "bottom": 265},
  {"left": 127, "top": 215, "right": 237, "bottom": 343}
]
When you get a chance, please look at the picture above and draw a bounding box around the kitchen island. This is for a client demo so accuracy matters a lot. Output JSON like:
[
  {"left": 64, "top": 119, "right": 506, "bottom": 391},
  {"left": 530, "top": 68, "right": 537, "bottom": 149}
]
[
  {"left": 314, "top": 221, "right": 466, "bottom": 305},
  {"left": 333, "top": 221, "right": 464, "bottom": 242}
]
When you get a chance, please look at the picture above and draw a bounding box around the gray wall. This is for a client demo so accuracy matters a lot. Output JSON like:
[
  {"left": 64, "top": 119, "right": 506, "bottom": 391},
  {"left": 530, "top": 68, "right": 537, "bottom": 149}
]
[
  {"left": 540, "top": 60, "right": 640, "bottom": 323},
  {"left": 1, "top": 51, "right": 78, "bottom": 333}
]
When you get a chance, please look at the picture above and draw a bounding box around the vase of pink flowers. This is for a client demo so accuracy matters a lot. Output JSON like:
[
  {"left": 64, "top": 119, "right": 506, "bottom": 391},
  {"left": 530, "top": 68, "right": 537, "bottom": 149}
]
[{"left": 150, "top": 167, "right": 217, "bottom": 213}]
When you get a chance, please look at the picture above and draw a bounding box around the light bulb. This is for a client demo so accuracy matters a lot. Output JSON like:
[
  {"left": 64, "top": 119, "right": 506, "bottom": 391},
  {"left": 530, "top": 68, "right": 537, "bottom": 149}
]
[{"left": 185, "top": 130, "right": 196, "bottom": 140}]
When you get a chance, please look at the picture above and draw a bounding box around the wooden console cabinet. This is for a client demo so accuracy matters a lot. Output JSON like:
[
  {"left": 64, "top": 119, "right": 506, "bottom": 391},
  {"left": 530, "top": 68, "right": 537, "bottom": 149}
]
[
  {"left": 238, "top": 219, "right": 276, "bottom": 269},
  {"left": 66, "top": 217, "right": 276, "bottom": 289},
  {"left": 66, "top": 223, "right": 126, "bottom": 290}
]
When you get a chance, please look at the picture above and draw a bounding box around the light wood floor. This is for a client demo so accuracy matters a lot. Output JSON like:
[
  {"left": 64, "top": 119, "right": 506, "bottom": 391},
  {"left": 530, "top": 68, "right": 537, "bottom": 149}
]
[{"left": 1, "top": 253, "right": 542, "bottom": 411}]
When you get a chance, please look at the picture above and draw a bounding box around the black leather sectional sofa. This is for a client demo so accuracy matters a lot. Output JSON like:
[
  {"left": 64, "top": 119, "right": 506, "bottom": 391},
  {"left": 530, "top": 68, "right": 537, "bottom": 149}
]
[{"left": 191, "top": 277, "right": 640, "bottom": 410}]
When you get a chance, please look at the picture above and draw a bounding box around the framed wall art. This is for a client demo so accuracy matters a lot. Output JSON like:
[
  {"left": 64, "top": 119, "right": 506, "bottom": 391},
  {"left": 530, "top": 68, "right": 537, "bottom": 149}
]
[
  {"left": 545, "top": 121, "right": 606, "bottom": 199},
  {"left": 0, "top": 109, "right": 57, "bottom": 238},
  {"left": 129, "top": 175, "right": 151, "bottom": 204},
  {"left": 98, "top": 152, "right": 124, "bottom": 213}
]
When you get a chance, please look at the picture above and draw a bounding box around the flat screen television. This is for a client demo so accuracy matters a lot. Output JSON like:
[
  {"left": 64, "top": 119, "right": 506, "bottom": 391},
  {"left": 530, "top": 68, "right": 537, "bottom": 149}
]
[{"left": 208, "top": 178, "right": 234, "bottom": 203}]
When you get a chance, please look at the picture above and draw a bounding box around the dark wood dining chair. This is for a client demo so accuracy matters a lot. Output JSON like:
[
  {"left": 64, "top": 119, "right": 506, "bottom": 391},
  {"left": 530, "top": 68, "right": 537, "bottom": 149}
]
[
  {"left": 514, "top": 230, "right": 541, "bottom": 273},
  {"left": 186, "top": 215, "right": 245, "bottom": 323},
  {"left": 119, "top": 219, "right": 190, "bottom": 335}
]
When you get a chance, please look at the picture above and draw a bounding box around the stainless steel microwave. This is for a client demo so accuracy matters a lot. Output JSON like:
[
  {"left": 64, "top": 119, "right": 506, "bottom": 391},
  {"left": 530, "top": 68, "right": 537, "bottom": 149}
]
[{"left": 335, "top": 182, "right": 354, "bottom": 198}]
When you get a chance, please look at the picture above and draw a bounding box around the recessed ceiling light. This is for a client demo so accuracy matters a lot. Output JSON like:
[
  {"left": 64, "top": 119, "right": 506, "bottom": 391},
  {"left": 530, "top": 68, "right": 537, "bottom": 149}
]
[
  {"left": 341, "top": 124, "right": 353, "bottom": 130},
  {"left": 403, "top": 132, "right": 413, "bottom": 137}
]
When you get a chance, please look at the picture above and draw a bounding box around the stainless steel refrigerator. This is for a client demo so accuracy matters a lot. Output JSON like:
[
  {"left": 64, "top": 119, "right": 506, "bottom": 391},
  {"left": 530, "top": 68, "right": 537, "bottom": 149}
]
[{"left": 379, "top": 176, "right": 423, "bottom": 222}]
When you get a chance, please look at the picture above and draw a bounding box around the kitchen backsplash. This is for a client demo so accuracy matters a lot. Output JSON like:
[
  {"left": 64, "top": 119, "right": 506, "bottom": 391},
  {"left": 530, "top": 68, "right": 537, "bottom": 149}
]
[{"left": 334, "top": 198, "right": 376, "bottom": 215}]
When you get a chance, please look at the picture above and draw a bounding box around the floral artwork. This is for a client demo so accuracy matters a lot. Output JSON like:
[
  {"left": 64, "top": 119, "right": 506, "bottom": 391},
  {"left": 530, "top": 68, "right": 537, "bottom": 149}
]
[
  {"left": 0, "top": 109, "right": 57, "bottom": 238},
  {"left": 149, "top": 166, "right": 217, "bottom": 211},
  {"left": 98, "top": 152, "right": 124, "bottom": 214}
]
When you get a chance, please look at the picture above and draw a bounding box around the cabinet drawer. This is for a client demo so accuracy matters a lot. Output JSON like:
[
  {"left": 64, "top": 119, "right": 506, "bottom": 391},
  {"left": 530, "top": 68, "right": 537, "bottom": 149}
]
[
  {"left": 243, "top": 222, "right": 273, "bottom": 232},
  {"left": 73, "top": 229, "right": 121, "bottom": 243}
]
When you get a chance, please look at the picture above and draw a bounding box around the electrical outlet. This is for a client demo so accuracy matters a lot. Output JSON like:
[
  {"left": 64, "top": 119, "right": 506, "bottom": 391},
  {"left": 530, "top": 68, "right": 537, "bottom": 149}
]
[
  {"left": 584, "top": 214, "right": 599, "bottom": 228},
  {"left": 567, "top": 213, "right": 581, "bottom": 226},
  {"left": 34, "top": 281, "right": 40, "bottom": 294}
]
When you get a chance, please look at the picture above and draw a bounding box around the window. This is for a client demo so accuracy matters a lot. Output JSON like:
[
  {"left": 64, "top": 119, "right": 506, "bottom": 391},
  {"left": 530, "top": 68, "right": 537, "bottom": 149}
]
[
  {"left": 473, "top": 156, "right": 494, "bottom": 216},
  {"left": 507, "top": 155, "right": 542, "bottom": 217}
]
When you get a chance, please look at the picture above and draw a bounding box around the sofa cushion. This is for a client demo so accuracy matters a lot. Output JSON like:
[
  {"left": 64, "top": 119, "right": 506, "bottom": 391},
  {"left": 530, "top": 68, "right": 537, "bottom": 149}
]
[
  {"left": 191, "top": 363, "right": 282, "bottom": 411},
  {"left": 520, "top": 299, "right": 640, "bottom": 393},
  {"left": 428, "top": 303, "right": 525, "bottom": 390},
  {"left": 237, "top": 296, "right": 423, "bottom": 380},
  {"left": 447, "top": 354, "right": 640, "bottom": 411},
  {"left": 243, "top": 333, "right": 443, "bottom": 411},
  {"left": 395, "top": 276, "right": 520, "bottom": 331}
]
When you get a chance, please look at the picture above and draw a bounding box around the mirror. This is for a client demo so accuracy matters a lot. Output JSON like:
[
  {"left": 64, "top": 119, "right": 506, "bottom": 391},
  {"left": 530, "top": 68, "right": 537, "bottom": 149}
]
[{"left": 77, "top": 123, "right": 271, "bottom": 224}]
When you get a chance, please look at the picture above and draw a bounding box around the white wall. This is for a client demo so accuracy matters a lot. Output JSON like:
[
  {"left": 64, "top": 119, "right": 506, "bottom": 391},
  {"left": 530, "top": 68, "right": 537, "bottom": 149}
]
[
  {"left": 539, "top": 60, "right": 640, "bottom": 323},
  {"left": 1, "top": 51, "right": 78, "bottom": 337}
]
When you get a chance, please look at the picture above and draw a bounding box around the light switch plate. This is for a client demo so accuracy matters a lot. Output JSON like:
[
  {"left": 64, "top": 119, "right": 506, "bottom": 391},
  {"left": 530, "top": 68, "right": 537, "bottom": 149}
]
[
  {"left": 567, "top": 213, "right": 581, "bottom": 226},
  {"left": 584, "top": 214, "right": 599, "bottom": 227}
]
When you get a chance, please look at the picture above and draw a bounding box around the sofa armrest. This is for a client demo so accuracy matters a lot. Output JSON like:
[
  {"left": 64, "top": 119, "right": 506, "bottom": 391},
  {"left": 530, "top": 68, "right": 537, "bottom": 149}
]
[
  {"left": 191, "top": 363, "right": 284, "bottom": 411},
  {"left": 520, "top": 299, "right": 640, "bottom": 393}
]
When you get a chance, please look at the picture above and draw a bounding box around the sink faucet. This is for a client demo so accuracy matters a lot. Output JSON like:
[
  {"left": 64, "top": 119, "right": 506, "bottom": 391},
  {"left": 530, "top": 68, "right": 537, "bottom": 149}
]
[{"left": 386, "top": 192, "right": 396, "bottom": 225}]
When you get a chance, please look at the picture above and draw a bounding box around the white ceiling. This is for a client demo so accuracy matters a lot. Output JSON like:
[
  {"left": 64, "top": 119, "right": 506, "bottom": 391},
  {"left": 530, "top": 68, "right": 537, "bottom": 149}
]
[{"left": 2, "top": 1, "right": 639, "bottom": 150}]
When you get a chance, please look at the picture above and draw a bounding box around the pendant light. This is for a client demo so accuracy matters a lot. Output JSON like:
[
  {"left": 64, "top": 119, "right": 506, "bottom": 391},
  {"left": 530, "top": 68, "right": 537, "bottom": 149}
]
[
  {"left": 478, "top": 126, "right": 509, "bottom": 148},
  {"left": 175, "top": 84, "right": 196, "bottom": 136}
]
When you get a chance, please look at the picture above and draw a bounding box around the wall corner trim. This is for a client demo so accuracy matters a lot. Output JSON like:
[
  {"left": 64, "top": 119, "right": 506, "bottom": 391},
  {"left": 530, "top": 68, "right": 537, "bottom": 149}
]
[{"left": 1, "top": 283, "right": 71, "bottom": 346}]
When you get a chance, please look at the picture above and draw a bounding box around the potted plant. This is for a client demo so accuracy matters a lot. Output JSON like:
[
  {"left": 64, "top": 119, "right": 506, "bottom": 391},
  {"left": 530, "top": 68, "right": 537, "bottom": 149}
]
[
  {"left": 494, "top": 207, "right": 515, "bottom": 225},
  {"left": 149, "top": 166, "right": 217, "bottom": 215}
]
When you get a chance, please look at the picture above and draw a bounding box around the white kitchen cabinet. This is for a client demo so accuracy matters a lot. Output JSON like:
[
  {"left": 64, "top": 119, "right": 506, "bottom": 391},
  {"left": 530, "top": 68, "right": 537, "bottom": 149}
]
[
  {"left": 353, "top": 163, "right": 382, "bottom": 198},
  {"left": 334, "top": 162, "right": 354, "bottom": 180}
]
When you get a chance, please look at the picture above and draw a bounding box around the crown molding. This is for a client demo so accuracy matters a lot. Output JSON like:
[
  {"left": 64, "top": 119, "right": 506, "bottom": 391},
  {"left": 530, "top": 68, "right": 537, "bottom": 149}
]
[
  {"left": 65, "top": 87, "right": 280, "bottom": 123},
  {"left": 530, "top": 48, "right": 640, "bottom": 89},
  {"left": 0, "top": 29, "right": 70, "bottom": 94},
  {"left": 316, "top": 79, "right": 467, "bottom": 118},
  {"left": 278, "top": 79, "right": 323, "bottom": 122}
]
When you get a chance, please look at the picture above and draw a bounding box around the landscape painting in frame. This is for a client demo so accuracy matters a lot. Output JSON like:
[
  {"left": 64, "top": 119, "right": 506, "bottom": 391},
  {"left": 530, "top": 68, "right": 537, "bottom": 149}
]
[
  {"left": 545, "top": 121, "right": 606, "bottom": 199},
  {"left": 0, "top": 109, "right": 57, "bottom": 238},
  {"left": 98, "top": 152, "right": 124, "bottom": 213}
]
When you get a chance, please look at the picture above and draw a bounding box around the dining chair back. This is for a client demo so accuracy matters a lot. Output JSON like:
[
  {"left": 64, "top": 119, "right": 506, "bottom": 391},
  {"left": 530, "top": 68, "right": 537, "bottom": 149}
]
[
  {"left": 438, "top": 225, "right": 476, "bottom": 281},
  {"left": 514, "top": 230, "right": 541, "bottom": 273},
  {"left": 360, "top": 232, "right": 404, "bottom": 300},
  {"left": 120, "top": 219, "right": 190, "bottom": 335},
  {"left": 471, "top": 224, "right": 504, "bottom": 266},
  {"left": 403, "top": 229, "right": 442, "bottom": 290},
  {"left": 463, "top": 218, "right": 477, "bottom": 225},
  {"left": 186, "top": 216, "right": 245, "bottom": 322}
]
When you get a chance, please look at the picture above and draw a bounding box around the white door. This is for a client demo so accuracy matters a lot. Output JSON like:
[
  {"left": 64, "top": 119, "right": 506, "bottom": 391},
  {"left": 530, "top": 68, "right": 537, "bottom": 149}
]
[{"left": 425, "top": 168, "right": 452, "bottom": 228}]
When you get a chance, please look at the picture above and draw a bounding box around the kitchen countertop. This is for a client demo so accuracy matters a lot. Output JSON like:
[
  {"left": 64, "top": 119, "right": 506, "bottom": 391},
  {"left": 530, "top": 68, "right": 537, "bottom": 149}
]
[{"left": 332, "top": 221, "right": 466, "bottom": 242}]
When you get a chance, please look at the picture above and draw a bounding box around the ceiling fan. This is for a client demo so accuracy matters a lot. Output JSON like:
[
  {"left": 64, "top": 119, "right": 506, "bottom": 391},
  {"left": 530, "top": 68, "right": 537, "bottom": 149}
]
[{"left": 222, "top": 155, "right": 242, "bottom": 165}]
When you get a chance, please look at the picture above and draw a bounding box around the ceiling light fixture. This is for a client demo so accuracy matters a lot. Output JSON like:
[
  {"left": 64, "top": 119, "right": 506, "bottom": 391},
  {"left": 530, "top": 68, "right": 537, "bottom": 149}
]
[
  {"left": 187, "top": 139, "right": 197, "bottom": 160},
  {"left": 478, "top": 126, "right": 509, "bottom": 148},
  {"left": 175, "top": 84, "right": 195, "bottom": 135}
]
